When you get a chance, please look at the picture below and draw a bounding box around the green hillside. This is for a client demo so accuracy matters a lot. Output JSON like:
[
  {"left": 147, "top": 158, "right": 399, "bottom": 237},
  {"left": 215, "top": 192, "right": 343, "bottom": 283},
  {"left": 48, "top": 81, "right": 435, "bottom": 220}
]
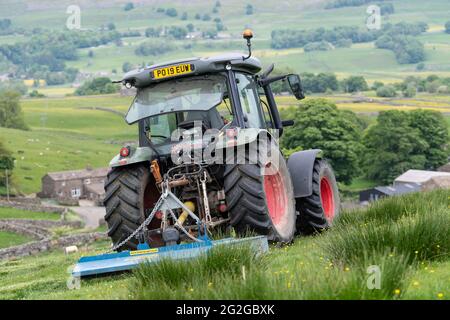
[{"left": 0, "top": 0, "right": 449, "bottom": 84}]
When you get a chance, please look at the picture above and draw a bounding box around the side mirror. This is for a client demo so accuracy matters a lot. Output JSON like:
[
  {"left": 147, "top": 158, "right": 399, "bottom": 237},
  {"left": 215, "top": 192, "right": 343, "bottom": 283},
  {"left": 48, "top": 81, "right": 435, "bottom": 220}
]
[
  {"left": 281, "top": 119, "right": 294, "bottom": 127},
  {"left": 287, "top": 74, "right": 305, "bottom": 100}
]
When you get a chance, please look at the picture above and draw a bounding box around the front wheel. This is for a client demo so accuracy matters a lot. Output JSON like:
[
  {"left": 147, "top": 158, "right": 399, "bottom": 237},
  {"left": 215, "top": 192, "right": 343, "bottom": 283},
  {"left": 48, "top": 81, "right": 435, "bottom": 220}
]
[{"left": 295, "top": 159, "right": 340, "bottom": 235}]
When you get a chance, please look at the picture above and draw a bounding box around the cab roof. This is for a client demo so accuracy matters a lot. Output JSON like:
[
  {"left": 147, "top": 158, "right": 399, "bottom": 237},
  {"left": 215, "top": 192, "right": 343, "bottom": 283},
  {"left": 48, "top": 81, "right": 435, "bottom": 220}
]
[{"left": 121, "top": 53, "right": 262, "bottom": 88}]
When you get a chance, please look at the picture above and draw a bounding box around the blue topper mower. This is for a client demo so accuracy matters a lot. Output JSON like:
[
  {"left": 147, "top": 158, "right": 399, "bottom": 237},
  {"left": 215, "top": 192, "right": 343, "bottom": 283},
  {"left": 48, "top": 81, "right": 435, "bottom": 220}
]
[{"left": 72, "top": 29, "right": 340, "bottom": 277}]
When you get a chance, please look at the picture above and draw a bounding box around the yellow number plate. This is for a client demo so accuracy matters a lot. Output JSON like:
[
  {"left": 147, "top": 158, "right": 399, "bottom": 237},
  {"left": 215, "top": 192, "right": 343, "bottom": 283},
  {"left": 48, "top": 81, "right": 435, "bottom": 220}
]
[
  {"left": 130, "top": 248, "right": 159, "bottom": 256},
  {"left": 152, "top": 64, "right": 193, "bottom": 79}
]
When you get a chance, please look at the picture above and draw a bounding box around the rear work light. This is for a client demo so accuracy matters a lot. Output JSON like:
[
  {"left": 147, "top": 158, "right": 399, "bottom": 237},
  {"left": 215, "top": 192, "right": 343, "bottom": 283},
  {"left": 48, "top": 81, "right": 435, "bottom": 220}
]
[{"left": 120, "top": 147, "right": 130, "bottom": 157}]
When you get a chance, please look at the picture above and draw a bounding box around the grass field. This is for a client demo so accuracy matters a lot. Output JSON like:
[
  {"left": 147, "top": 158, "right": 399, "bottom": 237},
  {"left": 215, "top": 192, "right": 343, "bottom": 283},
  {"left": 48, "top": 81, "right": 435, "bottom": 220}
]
[
  {"left": 0, "top": 207, "right": 60, "bottom": 220},
  {"left": 0, "top": 231, "right": 32, "bottom": 249},
  {"left": 0, "top": 190, "right": 448, "bottom": 300},
  {"left": 1, "top": 94, "right": 135, "bottom": 194}
]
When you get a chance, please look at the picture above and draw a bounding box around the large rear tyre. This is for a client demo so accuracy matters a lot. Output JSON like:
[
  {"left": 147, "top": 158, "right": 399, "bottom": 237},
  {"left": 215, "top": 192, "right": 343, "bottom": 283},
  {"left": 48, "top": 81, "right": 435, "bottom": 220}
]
[
  {"left": 103, "top": 164, "right": 150, "bottom": 251},
  {"left": 295, "top": 159, "right": 340, "bottom": 235},
  {"left": 224, "top": 143, "right": 296, "bottom": 242}
]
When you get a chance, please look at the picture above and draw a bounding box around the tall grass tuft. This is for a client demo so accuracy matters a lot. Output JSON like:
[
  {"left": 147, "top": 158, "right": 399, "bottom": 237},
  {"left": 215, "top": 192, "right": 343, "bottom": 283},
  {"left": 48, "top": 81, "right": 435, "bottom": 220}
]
[
  {"left": 129, "top": 190, "right": 449, "bottom": 300},
  {"left": 130, "top": 243, "right": 266, "bottom": 299},
  {"left": 325, "top": 190, "right": 449, "bottom": 265}
]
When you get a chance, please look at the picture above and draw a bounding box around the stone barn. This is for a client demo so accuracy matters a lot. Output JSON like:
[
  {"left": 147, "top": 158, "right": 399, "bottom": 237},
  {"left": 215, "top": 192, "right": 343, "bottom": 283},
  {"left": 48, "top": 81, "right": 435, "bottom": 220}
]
[{"left": 38, "top": 167, "right": 108, "bottom": 203}]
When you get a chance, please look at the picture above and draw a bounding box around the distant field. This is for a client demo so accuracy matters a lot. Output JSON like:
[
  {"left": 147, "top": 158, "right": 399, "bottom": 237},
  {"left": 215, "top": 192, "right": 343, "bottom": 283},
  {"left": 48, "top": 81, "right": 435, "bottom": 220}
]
[{"left": 1, "top": 0, "right": 449, "bottom": 82}]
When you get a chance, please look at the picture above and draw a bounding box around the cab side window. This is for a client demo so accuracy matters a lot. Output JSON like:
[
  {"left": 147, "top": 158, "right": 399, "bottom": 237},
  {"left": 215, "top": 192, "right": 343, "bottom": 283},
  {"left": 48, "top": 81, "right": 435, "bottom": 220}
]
[
  {"left": 235, "top": 73, "right": 265, "bottom": 128},
  {"left": 261, "top": 98, "right": 274, "bottom": 129}
]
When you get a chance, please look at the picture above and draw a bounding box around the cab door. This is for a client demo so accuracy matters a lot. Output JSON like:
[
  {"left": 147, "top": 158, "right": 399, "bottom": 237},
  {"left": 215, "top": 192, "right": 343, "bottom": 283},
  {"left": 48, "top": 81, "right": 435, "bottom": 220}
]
[{"left": 234, "top": 72, "right": 266, "bottom": 129}]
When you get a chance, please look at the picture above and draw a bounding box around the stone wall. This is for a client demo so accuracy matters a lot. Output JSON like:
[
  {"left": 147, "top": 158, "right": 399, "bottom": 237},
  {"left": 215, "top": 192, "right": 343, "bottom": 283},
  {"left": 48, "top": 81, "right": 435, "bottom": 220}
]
[
  {"left": 0, "top": 219, "right": 83, "bottom": 240},
  {"left": 0, "top": 200, "right": 65, "bottom": 214},
  {"left": 0, "top": 197, "right": 41, "bottom": 205},
  {"left": 0, "top": 232, "right": 107, "bottom": 260}
]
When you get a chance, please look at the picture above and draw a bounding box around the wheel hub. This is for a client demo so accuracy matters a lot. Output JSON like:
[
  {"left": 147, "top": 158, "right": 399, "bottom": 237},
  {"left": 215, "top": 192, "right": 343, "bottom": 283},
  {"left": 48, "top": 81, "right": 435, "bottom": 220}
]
[
  {"left": 264, "top": 166, "right": 287, "bottom": 226},
  {"left": 320, "top": 177, "right": 335, "bottom": 221}
]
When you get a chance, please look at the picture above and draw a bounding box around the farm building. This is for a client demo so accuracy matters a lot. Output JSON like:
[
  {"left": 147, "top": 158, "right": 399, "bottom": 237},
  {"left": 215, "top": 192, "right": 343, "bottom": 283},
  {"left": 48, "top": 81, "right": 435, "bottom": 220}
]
[
  {"left": 393, "top": 170, "right": 450, "bottom": 187},
  {"left": 359, "top": 183, "right": 421, "bottom": 203},
  {"left": 360, "top": 169, "right": 450, "bottom": 203},
  {"left": 38, "top": 167, "right": 108, "bottom": 203},
  {"left": 422, "top": 176, "right": 450, "bottom": 191},
  {"left": 438, "top": 162, "right": 450, "bottom": 173}
]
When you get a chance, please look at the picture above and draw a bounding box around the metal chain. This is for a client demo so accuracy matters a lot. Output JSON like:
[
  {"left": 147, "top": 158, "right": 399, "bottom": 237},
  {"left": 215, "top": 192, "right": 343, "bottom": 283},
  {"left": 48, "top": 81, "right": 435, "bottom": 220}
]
[{"left": 105, "top": 196, "right": 165, "bottom": 253}]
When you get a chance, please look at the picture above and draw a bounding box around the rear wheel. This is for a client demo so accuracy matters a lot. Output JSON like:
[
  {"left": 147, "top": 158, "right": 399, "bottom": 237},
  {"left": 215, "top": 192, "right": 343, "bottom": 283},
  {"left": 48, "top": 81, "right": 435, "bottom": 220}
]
[
  {"left": 295, "top": 159, "right": 340, "bottom": 235},
  {"left": 224, "top": 143, "right": 296, "bottom": 242},
  {"left": 104, "top": 163, "right": 159, "bottom": 251}
]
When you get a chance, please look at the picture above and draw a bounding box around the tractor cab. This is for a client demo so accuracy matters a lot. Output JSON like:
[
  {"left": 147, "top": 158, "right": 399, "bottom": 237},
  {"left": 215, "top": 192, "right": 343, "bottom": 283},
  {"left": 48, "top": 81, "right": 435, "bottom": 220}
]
[{"left": 118, "top": 30, "right": 304, "bottom": 159}]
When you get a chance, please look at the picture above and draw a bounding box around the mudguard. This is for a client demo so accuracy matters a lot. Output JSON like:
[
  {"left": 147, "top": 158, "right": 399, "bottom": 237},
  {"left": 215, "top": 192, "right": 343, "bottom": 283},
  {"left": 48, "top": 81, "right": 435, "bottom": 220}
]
[
  {"left": 287, "top": 149, "right": 322, "bottom": 198},
  {"left": 109, "top": 146, "right": 154, "bottom": 167}
]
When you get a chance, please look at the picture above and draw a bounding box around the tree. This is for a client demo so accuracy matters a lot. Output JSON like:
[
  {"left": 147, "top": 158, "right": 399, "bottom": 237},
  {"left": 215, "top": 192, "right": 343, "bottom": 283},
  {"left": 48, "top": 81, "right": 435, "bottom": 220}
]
[
  {"left": 371, "top": 81, "right": 384, "bottom": 91},
  {"left": 180, "top": 12, "right": 188, "bottom": 20},
  {"left": 403, "top": 85, "right": 416, "bottom": 98},
  {"left": 122, "top": 62, "right": 133, "bottom": 73},
  {"left": 75, "top": 77, "right": 118, "bottom": 96},
  {"left": 0, "top": 19, "right": 11, "bottom": 30},
  {"left": 245, "top": 4, "right": 254, "bottom": 15},
  {"left": 379, "top": 3, "right": 394, "bottom": 15},
  {"left": 0, "top": 90, "right": 28, "bottom": 130},
  {"left": 135, "top": 40, "right": 175, "bottom": 56},
  {"left": 216, "top": 22, "right": 225, "bottom": 31},
  {"left": 375, "top": 34, "right": 425, "bottom": 64},
  {"left": 165, "top": 8, "right": 178, "bottom": 17},
  {"left": 416, "top": 62, "right": 425, "bottom": 71},
  {"left": 363, "top": 111, "right": 428, "bottom": 184},
  {"left": 445, "top": 21, "right": 450, "bottom": 34},
  {"left": 202, "top": 14, "right": 211, "bottom": 21},
  {"left": 409, "top": 110, "right": 448, "bottom": 170},
  {"left": 107, "top": 22, "right": 116, "bottom": 31},
  {"left": 376, "top": 85, "right": 397, "bottom": 97},
  {"left": 341, "top": 76, "right": 368, "bottom": 93},
  {"left": 124, "top": 2, "right": 134, "bottom": 11},
  {"left": 167, "top": 26, "right": 188, "bottom": 40},
  {"left": 186, "top": 23, "right": 195, "bottom": 32},
  {"left": 202, "top": 29, "right": 218, "bottom": 39},
  {"left": 145, "top": 27, "right": 161, "bottom": 38},
  {"left": 281, "top": 99, "right": 364, "bottom": 184},
  {"left": 0, "top": 139, "right": 14, "bottom": 191}
]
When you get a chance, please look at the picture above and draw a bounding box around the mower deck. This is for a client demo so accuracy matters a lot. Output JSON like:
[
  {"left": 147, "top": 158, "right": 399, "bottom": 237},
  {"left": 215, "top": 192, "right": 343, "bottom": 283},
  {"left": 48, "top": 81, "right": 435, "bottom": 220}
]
[{"left": 72, "top": 235, "right": 268, "bottom": 278}]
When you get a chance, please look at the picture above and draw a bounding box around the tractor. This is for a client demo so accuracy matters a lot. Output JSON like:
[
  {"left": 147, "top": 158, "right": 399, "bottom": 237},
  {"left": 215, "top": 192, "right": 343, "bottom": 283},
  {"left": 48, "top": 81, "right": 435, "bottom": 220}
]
[{"left": 103, "top": 29, "right": 340, "bottom": 252}]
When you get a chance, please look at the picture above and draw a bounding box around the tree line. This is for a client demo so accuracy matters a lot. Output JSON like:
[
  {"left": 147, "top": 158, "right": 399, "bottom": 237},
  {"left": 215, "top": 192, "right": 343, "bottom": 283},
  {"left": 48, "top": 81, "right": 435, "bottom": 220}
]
[
  {"left": 0, "top": 29, "right": 124, "bottom": 85},
  {"left": 271, "top": 71, "right": 369, "bottom": 94},
  {"left": 374, "top": 75, "right": 450, "bottom": 97},
  {"left": 271, "top": 21, "right": 428, "bottom": 64},
  {"left": 281, "top": 99, "right": 449, "bottom": 185}
]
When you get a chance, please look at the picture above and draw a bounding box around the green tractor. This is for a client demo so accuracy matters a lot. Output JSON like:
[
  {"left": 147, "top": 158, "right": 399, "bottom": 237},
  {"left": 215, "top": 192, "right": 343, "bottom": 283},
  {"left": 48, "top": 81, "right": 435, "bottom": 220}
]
[{"left": 104, "top": 30, "right": 340, "bottom": 251}]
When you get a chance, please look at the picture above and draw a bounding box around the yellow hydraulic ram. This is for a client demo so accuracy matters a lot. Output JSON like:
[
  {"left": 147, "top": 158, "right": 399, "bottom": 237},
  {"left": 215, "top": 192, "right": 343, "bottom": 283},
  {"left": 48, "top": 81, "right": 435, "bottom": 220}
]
[{"left": 177, "top": 201, "right": 195, "bottom": 226}]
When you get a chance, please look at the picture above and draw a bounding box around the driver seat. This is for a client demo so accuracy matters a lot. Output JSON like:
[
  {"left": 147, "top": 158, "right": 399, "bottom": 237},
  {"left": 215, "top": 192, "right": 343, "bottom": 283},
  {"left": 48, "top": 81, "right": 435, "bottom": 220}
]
[{"left": 183, "top": 108, "right": 224, "bottom": 129}]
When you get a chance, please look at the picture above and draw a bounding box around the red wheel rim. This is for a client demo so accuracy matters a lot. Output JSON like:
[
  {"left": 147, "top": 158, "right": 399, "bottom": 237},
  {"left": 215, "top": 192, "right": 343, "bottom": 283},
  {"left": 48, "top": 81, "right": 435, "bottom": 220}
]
[
  {"left": 320, "top": 177, "right": 335, "bottom": 221},
  {"left": 264, "top": 165, "right": 287, "bottom": 226}
]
